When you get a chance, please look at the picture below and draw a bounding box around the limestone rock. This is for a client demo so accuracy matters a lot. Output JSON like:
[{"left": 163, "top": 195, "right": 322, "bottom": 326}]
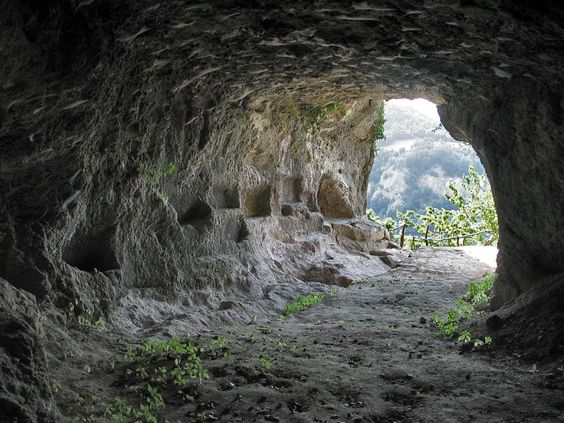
[
  {"left": 0, "top": 279, "right": 54, "bottom": 422},
  {"left": 371, "top": 249, "right": 409, "bottom": 268},
  {"left": 1, "top": 1, "right": 564, "bottom": 417},
  {"left": 318, "top": 175, "right": 355, "bottom": 219},
  {"left": 331, "top": 219, "right": 389, "bottom": 254},
  {"left": 281, "top": 202, "right": 310, "bottom": 218}
]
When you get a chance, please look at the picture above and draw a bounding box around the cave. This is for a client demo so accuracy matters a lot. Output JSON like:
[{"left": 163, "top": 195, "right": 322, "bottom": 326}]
[{"left": 1, "top": 1, "right": 564, "bottom": 421}]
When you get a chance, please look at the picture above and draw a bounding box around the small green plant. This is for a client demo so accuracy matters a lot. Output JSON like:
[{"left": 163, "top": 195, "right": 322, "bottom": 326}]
[
  {"left": 200, "top": 336, "right": 230, "bottom": 359},
  {"left": 305, "top": 101, "right": 346, "bottom": 134},
  {"left": 67, "top": 299, "right": 108, "bottom": 331},
  {"left": 94, "top": 317, "right": 107, "bottom": 330},
  {"left": 51, "top": 380, "right": 62, "bottom": 394},
  {"left": 431, "top": 309, "right": 459, "bottom": 336},
  {"left": 432, "top": 275, "right": 496, "bottom": 347},
  {"left": 223, "top": 351, "right": 235, "bottom": 364},
  {"left": 124, "top": 346, "right": 135, "bottom": 360},
  {"left": 281, "top": 293, "right": 325, "bottom": 318},
  {"left": 139, "top": 161, "right": 175, "bottom": 205},
  {"left": 466, "top": 274, "right": 496, "bottom": 305},
  {"left": 260, "top": 325, "right": 273, "bottom": 335},
  {"left": 259, "top": 357, "right": 272, "bottom": 371},
  {"left": 135, "top": 365, "right": 148, "bottom": 378},
  {"left": 139, "top": 162, "right": 175, "bottom": 185},
  {"left": 329, "top": 286, "right": 337, "bottom": 296},
  {"left": 139, "top": 337, "right": 208, "bottom": 382},
  {"left": 473, "top": 336, "right": 492, "bottom": 349},
  {"left": 457, "top": 330, "right": 472, "bottom": 344}
]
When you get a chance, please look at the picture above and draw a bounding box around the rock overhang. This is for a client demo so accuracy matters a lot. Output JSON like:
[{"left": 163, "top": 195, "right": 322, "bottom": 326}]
[{"left": 1, "top": 0, "right": 564, "bottom": 310}]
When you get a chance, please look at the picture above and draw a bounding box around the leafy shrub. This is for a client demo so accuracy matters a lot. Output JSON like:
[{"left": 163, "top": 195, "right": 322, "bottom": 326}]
[
  {"left": 367, "top": 164, "right": 498, "bottom": 248},
  {"left": 432, "top": 274, "right": 496, "bottom": 347}
]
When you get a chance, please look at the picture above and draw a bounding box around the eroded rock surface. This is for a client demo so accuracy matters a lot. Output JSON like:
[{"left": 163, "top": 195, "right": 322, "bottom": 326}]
[
  {"left": 1, "top": 0, "right": 564, "bottom": 420},
  {"left": 46, "top": 249, "right": 564, "bottom": 422},
  {"left": 0, "top": 279, "right": 53, "bottom": 422}
]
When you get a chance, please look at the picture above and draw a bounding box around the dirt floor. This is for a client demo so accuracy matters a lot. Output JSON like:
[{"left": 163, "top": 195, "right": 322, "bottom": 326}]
[{"left": 49, "top": 248, "right": 564, "bottom": 423}]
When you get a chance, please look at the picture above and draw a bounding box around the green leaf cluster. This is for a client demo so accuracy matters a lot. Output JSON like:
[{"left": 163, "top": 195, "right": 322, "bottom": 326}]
[
  {"left": 132, "top": 336, "right": 208, "bottom": 383},
  {"left": 281, "top": 293, "right": 325, "bottom": 318},
  {"left": 366, "top": 209, "right": 396, "bottom": 233},
  {"left": 367, "top": 164, "right": 498, "bottom": 248},
  {"left": 432, "top": 274, "right": 496, "bottom": 346},
  {"left": 305, "top": 101, "right": 346, "bottom": 134},
  {"left": 371, "top": 104, "right": 385, "bottom": 155},
  {"left": 138, "top": 161, "right": 175, "bottom": 205}
]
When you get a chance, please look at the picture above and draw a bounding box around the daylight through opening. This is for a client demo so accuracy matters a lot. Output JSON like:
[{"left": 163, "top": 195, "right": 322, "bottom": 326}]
[{"left": 367, "top": 99, "right": 498, "bottom": 268}]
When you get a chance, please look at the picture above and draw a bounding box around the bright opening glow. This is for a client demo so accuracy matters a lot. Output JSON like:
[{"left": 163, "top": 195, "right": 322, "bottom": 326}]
[
  {"left": 390, "top": 98, "right": 440, "bottom": 120},
  {"left": 367, "top": 98, "right": 484, "bottom": 218},
  {"left": 367, "top": 98, "right": 497, "bottom": 264}
]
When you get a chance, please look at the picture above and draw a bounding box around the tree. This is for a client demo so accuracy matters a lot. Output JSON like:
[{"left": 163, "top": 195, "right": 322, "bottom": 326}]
[{"left": 368, "top": 164, "right": 498, "bottom": 248}]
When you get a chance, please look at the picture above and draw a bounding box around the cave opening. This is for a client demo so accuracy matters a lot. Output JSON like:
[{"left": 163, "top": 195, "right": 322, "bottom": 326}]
[
  {"left": 3, "top": 1, "right": 564, "bottom": 421},
  {"left": 366, "top": 98, "right": 498, "bottom": 267}
]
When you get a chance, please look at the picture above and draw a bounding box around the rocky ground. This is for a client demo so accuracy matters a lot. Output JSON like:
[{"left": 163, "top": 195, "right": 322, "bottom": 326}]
[{"left": 48, "top": 248, "right": 564, "bottom": 423}]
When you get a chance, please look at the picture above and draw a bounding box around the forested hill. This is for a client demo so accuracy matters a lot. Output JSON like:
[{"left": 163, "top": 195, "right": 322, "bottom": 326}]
[{"left": 367, "top": 100, "right": 485, "bottom": 219}]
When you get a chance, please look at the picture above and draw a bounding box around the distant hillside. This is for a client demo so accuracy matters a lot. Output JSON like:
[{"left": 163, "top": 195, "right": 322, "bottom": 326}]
[{"left": 367, "top": 99, "right": 485, "bottom": 219}]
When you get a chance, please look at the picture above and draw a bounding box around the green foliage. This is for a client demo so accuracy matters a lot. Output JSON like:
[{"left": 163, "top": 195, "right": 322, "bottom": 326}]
[
  {"left": 473, "top": 336, "right": 492, "bottom": 349},
  {"left": 259, "top": 357, "right": 272, "bottom": 371},
  {"left": 139, "top": 162, "right": 176, "bottom": 186},
  {"left": 366, "top": 209, "right": 397, "bottom": 233},
  {"left": 281, "top": 293, "right": 325, "bottom": 318},
  {"left": 368, "top": 164, "right": 498, "bottom": 248},
  {"left": 457, "top": 331, "right": 492, "bottom": 349},
  {"left": 305, "top": 101, "right": 346, "bottom": 134},
  {"left": 458, "top": 330, "right": 472, "bottom": 344},
  {"left": 431, "top": 309, "right": 459, "bottom": 336},
  {"left": 139, "top": 161, "right": 175, "bottom": 205},
  {"left": 132, "top": 336, "right": 208, "bottom": 383},
  {"left": 87, "top": 389, "right": 165, "bottom": 423},
  {"left": 67, "top": 300, "right": 107, "bottom": 332},
  {"left": 199, "top": 336, "right": 231, "bottom": 360},
  {"left": 51, "top": 380, "right": 62, "bottom": 394},
  {"left": 466, "top": 273, "right": 496, "bottom": 305},
  {"left": 432, "top": 274, "right": 496, "bottom": 347},
  {"left": 371, "top": 104, "right": 386, "bottom": 155}
]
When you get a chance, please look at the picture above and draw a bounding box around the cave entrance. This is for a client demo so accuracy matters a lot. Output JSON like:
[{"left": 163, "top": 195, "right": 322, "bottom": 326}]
[{"left": 366, "top": 98, "right": 498, "bottom": 268}]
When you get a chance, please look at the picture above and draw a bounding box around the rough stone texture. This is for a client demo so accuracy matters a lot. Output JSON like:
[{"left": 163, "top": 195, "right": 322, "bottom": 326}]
[
  {"left": 318, "top": 174, "right": 356, "bottom": 218},
  {"left": 331, "top": 219, "right": 389, "bottom": 254},
  {"left": 2, "top": 0, "right": 563, "bottom": 310},
  {"left": 440, "top": 84, "right": 564, "bottom": 308},
  {"left": 0, "top": 279, "right": 53, "bottom": 422},
  {"left": 2, "top": 0, "right": 564, "bottom": 419}
]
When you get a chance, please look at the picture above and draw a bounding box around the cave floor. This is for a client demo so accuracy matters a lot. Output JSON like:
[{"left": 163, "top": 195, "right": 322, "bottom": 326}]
[{"left": 52, "top": 248, "right": 564, "bottom": 423}]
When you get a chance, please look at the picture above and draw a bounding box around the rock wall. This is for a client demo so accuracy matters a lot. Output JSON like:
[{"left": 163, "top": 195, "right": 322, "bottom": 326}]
[
  {"left": 2, "top": 0, "right": 564, "bottom": 419},
  {"left": 440, "top": 81, "right": 564, "bottom": 308}
]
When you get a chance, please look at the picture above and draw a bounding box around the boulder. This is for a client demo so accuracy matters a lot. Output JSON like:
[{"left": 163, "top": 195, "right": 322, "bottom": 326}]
[
  {"left": 318, "top": 176, "right": 355, "bottom": 219},
  {"left": 331, "top": 219, "right": 390, "bottom": 254}
]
